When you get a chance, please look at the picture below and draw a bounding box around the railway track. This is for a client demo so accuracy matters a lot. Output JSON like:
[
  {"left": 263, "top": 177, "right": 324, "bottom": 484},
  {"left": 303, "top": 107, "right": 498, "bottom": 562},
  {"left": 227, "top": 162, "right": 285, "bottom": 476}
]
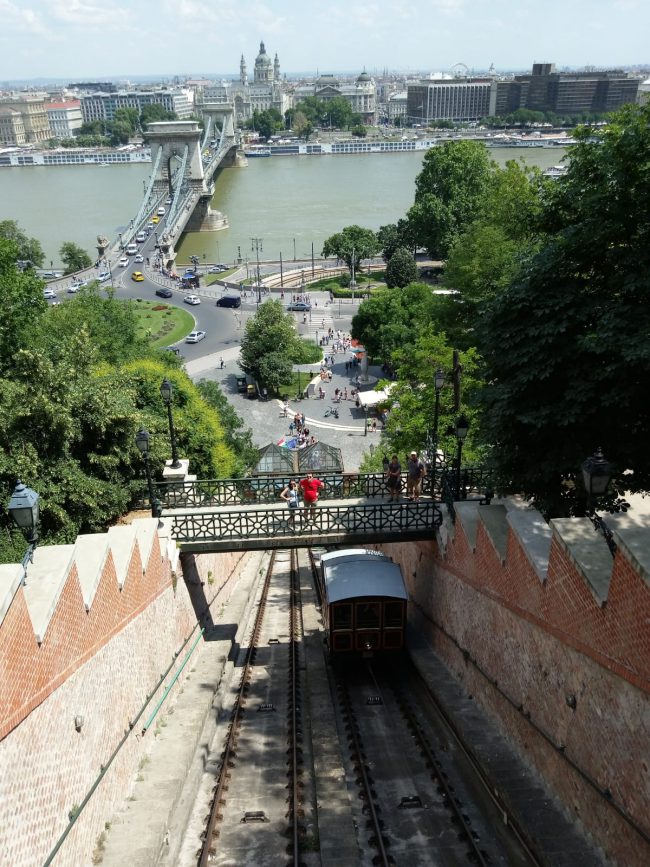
[
  {"left": 194, "top": 549, "right": 314, "bottom": 866},
  {"left": 331, "top": 659, "right": 541, "bottom": 866}
]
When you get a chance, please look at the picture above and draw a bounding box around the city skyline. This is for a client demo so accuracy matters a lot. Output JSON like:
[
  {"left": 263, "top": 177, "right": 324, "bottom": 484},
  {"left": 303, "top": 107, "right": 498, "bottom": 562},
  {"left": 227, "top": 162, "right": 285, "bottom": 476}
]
[{"left": 1, "top": 0, "right": 648, "bottom": 82}]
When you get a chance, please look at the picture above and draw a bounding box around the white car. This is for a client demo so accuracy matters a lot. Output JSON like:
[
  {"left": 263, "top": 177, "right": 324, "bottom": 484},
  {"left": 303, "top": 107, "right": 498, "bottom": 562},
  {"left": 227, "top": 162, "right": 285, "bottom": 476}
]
[
  {"left": 184, "top": 295, "right": 201, "bottom": 306},
  {"left": 208, "top": 264, "right": 228, "bottom": 273},
  {"left": 97, "top": 272, "right": 111, "bottom": 283},
  {"left": 165, "top": 197, "right": 172, "bottom": 205},
  {"left": 185, "top": 330, "right": 206, "bottom": 343},
  {"left": 134, "top": 254, "right": 144, "bottom": 263},
  {"left": 118, "top": 256, "right": 129, "bottom": 267},
  {"left": 43, "top": 288, "right": 56, "bottom": 299},
  {"left": 157, "top": 206, "right": 166, "bottom": 216}
]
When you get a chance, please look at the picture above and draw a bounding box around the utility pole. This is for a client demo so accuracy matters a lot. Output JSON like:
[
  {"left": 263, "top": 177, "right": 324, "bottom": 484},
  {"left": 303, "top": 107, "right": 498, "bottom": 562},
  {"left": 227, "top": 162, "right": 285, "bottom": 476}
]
[
  {"left": 251, "top": 237, "right": 263, "bottom": 305},
  {"left": 351, "top": 245, "right": 356, "bottom": 305},
  {"left": 311, "top": 241, "right": 315, "bottom": 278}
]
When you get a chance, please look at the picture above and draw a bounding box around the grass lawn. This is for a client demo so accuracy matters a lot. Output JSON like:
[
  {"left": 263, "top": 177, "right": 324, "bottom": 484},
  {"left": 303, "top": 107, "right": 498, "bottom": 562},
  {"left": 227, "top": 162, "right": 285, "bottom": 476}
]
[
  {"left": 131, "top": 300, "right": 195, "bottom": 348},
  {"left": 205, "top": 269, "right": 238, "bottom": 286},
  {"left": 308, "top": 272, "right": 386, "bottom": 297}
]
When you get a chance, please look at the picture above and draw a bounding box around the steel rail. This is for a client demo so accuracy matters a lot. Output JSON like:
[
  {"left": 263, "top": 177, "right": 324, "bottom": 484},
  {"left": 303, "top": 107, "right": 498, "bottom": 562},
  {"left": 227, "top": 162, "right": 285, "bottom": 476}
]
[{"left": 288, "top": 548, "right": 302, "bottom": 865}]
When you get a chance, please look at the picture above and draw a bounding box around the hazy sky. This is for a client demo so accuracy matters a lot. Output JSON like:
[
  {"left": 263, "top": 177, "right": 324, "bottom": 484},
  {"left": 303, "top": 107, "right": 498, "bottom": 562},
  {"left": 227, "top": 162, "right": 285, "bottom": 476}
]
[{"left": 1, "top": 0, "right": 647, "bottom": 82}]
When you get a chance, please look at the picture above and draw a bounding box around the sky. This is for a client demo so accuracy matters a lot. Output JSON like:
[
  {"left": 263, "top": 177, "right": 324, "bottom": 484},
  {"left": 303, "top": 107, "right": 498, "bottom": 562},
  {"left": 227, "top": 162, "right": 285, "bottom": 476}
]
[{"left": 0, "top": 0, "right": 648, "bottom": 82}]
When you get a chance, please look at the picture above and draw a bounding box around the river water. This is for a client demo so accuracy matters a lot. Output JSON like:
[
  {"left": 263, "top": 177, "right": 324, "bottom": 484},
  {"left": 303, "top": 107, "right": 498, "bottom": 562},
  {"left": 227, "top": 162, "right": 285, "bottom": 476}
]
[{"left": 0, "top": 147, "right": 565, "bottom": 267}]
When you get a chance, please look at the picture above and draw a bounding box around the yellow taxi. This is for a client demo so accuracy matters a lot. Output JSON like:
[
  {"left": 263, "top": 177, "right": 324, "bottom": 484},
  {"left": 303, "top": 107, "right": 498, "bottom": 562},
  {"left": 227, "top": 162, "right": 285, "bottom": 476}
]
[
  {"left": 152, "top": 215, "right": 160, "bottom": 224},
  {"left": 131, "top": 271, "right": 145, "bottom": 282}
]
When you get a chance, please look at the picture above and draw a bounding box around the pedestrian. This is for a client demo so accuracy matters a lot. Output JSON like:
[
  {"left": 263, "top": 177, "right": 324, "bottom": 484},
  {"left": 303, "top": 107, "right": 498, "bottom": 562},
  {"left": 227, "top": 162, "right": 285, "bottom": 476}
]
[
  {"left": 343, "top": 387, "right": 348, "bottom": 400},
  {"left": 219, "top": 357, "right": 224, "bottom": 369},
  {"left": 386, "top": 454, "right": 402, "bottom": 501},
  {"left": 282, "top": 399, "right": 289, "bottom": 417},
  {"left": 280, "top": 480, "right": 299, "bottom": 532},
  {"left": 301, "top": 412, "right": 306, "bottom": 427},
  {"left": 299, "top": 472, "right": 324, "bottom": 523},
  {"left": 372, "top": 419, "right": 377, "bottom": 432},
  {"left": 289, "top": 421, "right": 295, "bottom": 436},
  {"left": 406, "top": 450, "right": 426, "bottom": 502}
]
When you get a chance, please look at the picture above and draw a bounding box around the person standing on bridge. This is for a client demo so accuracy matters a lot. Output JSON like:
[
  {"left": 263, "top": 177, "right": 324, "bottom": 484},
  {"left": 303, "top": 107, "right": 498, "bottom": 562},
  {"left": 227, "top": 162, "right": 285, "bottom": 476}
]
[
  {"left": 406, "top": 451, "right": 426, "bottom": 502},
  {"left": 280, "top": 480, "right": 300, "bottom": 532},
  {"left": 386, "top": 454, "right": 402, "bottom": 501},
  {"left": 299, "top": 472, "right": 324, "bottom": 524}
]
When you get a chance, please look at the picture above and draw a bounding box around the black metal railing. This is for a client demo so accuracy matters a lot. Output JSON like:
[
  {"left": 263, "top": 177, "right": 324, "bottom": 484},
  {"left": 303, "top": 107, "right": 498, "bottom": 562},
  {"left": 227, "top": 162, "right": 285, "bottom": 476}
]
[
  {"left": 439, "top": 467, "right": 495, "bottom": 523},
  {"left": 170, "top": 500, "right": 443, "bottom": 546},
  {"left": 136, "top": 472, "right": 438, "bottom": 510}
]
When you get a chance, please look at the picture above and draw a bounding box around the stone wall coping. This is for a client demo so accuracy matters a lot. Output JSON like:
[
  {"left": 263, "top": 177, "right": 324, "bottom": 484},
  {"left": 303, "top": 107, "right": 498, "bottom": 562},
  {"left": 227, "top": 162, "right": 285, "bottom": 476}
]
[
  {"left": 0, "top": 564, "right": 26, "bottom": 627},
  {"left": 506, "top": 506, "right": 552, "bottom": 583},
  {"left": 606, "top": 514, "right": 650, "bottom": 589},
  {"left": 133, "top": 520, "right": 158, "bottom": 570},
  {"left": 477, "top": 504, "right": 509, "bottom": 563},
  {"left": 73, "top": 534, "right": 110, "bottom": 611},
  {"left": 23, "top": 544, "right": 76, "bottom": 643},
  {"left": 106, "top": 524, "right": 138, "bottom": 589},
  {"left": 550, "top": 518, "right": 613, "bottom": 605},
  {"left": 454, "top": 501, "right": 480, "bottom": 550}
]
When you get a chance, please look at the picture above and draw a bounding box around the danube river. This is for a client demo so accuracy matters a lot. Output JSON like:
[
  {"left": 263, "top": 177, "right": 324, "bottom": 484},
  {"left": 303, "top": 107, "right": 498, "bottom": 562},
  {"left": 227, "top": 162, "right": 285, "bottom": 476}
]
[{"left": 0, "top": 147, "right": 566, "bottom": 267}]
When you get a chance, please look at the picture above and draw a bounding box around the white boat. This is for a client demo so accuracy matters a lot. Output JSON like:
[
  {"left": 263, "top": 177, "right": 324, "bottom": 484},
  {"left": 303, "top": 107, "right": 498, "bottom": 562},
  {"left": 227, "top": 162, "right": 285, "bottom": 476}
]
[{"left": 543, "top": 165, "right": 568, "bottom": 179}]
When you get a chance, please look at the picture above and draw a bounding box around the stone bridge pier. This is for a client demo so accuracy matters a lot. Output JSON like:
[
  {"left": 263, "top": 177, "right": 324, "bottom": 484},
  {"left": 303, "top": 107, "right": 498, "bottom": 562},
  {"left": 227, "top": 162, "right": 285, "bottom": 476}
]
[{"left": 146, "top": 120, "right": 207, "bottom": 198}]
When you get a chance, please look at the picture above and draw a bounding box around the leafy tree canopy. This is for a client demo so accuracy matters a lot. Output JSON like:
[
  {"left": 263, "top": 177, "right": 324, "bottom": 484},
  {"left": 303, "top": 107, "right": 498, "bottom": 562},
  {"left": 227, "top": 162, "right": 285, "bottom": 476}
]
[
  {"left": 351, "top": 283, "right": 434, "bottom": 362},
  {"left": 321, "top": 225, "right": 380, "bottom": 276},
  {"left": 0, "top": 219, "right": 45, "bottom": 268},
  {"left": 377, "top": 219, "right": 416, "bottom": 262},
  {"left": 0, "top": 238, "right": 46, "bottom": 373},
  {"left": 239, "top": 300, "right": 300, "bottom": 389},
  {"left": 476, "top": 102, "right": 650, "bottom": 516},
  {"left": 385, "top": 246, "right": 417, "bottom": 289},
  {"left": 140, "top": 103, "right": 177, "bottom": 125},
  {"left": 60, "top": 241, "right": 92, "bottom": 274}
]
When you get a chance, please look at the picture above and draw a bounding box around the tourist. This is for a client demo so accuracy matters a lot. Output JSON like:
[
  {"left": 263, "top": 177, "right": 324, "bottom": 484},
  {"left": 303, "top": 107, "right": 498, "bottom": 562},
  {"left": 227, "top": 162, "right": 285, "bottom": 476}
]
[
  {"left": 406, "top": 451, "right": 426, "bottom": 502},
  {"left": 299, "top": 472, "right": 324, "bottom": 522},
  {"left": 386, "top": 454, "right": 402, "bottom": 501},
  {"left": 280, "top": 480, "right": 299, "bottom": 532}
]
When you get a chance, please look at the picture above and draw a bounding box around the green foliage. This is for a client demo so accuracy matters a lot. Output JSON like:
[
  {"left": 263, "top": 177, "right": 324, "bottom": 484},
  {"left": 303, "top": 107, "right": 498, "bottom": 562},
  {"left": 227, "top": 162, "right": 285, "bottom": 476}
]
[
  {"left": 0, "top": 219, "right": 45, "bottom": 268},
  {"left": 289, "top": 339, "right": 323, "bottom": 365},
  {"left": 382, "top": 328, "right": 483, "bottom": 462},
  {"left": 140, "top": 104, "right": 177, "bottom": 125},
  {"left": 291, "top": 110, "right": 312, "bottom": 139},
  {"left": 477, "top": 102, "right": 650, "bottom": 516},
  {"left": 239, "top": 300, "right": 299, "bottom": 389},
  {"left": 351, "top": 125, "right": 367, "bottom": 138},
  {"left": 321, "top": 225, "right": 380, "bottom": 276},
  {"left": 385, "top": 247, "right": 417, "bottom": 289},
  {"left": 324, "top": 96, "right": 354, "bottom": 129},
  {"left": 376, "top": 219, "right": 416, "bottom": 263},
  {"left": 60, "top": 241, "right": 92, "bottom": 274},
  {"left": 246, "top": 108, "right": 283, "bottom": 140},
  {"left": 408, "top": 141, "right": 493, "bottom": 257},
  {"left": 0, "top": 239, "right": 47, "bottom": 373},
  {"left": 197, "top": 380, "right": 258, "bottom": 476},
  {"left": 351, "top": 283, "right": 434, "bottom": 362}
]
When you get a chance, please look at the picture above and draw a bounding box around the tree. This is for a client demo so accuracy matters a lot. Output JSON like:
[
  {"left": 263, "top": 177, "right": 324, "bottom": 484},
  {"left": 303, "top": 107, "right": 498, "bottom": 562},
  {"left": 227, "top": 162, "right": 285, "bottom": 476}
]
[
  {"left": 60, "top": 242, "right": 92, "bottom": 274},
  {"left": 351, "top": 283, "right": 434, "bottom": 362},
  {"left": 239, "top": 300, "right": 299, "bottom": 389},
  {"left": 113, "top": 107, "right": 139, "bottom": 134},
  {"left": 385, "top": 246, "right": 417, "bottom": 288},
  {"left": 0, "top": 220, "right": 45, "bottom": 268},
  {"left": 408, "top": 141, "right": 493, "bottom": 258},
  {"left": 140, "top": 104, "right": 177, "bottom": 126},
  {"left": 321, "top": 225, "right": 380, "bottom": 278},
  {"left": 197, "top": 380, "right": 258, "bottom": 476},
  {"left": 291, "top": 110, "right": 312, "bottom": 139},
  {"left": 351, "top": 125, "right": 367, "bottom": 138},
  {"left": 0, "top": 238, "right": 47, "bottom": 374},
  {"left": 325, "top": 96, "right": 353, "bottom": 129},
  {"left": 477, "top": 102, "right": 650, "bottom": 516},
  {"left": 377, "top": 219, "right": 417, "bottom": 262},
  {"left": 109, "top": 121, "right": 132, "bottom": 146}
]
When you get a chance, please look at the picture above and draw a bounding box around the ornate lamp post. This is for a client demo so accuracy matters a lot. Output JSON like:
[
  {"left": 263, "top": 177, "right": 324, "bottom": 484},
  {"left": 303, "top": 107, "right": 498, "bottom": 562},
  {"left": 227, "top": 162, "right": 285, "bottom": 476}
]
[
  {"left": 581, "top": 447, "right": 616, "bottom": 557},
  {"left": 135, "top": 428, "right": 162, "bottom": 519},
  {"left": 454, "top": 414, "right": 470, "bottom": 500},
  {"left": 7, "top": 481, "right": 40, "bottom": 582},
  {"left": 160, "top": 379, "right": 181, "bottom": 469}
]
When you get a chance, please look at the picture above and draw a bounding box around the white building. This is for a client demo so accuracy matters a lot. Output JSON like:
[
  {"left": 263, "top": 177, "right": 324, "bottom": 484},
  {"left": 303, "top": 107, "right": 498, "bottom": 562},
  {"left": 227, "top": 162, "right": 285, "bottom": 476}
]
[
  {"left": 293, "top": 71, "right": 377, "bottom": 125},
  {"left": 203, "top": 42, "right": 291, "bottom": 125},
  {"left": 45, "top": 100, "right": 83, "bottom": 138},
  {"left": 80, "top": 90, "right": 193, "bottom": 123}
]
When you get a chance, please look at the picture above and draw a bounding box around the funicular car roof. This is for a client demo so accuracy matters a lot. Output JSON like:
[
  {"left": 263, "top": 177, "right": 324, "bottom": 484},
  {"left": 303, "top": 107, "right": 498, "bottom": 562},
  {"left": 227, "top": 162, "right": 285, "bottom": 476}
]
[{"left": 321, "top": 550, "right": 407, "bottom": 604}]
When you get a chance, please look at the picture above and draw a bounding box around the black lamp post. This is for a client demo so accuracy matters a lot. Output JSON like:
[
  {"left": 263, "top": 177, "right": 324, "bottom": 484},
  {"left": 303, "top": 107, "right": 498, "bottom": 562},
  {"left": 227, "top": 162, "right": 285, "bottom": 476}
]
[
  {"left": 7, "top": 480, "right": 40, "bottom": 581},
  {"left": 454, "top": 414, "right": 470, "bottom": 500},
  {"left": 581, "top": 447, "right": 616, "bottom": 557},
  {"left": 433, "top": 367, "right": 445, "bottom": 442},
  {"left": 135, "top": 428, "right": 162, "bottom": 519},
  {"left": 160, "top": 379, "right": 181, "bottom": 469}
]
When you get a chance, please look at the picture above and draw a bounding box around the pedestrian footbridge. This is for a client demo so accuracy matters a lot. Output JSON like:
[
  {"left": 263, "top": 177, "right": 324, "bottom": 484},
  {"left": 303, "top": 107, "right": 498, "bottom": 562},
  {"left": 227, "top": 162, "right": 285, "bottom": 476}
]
[{"left": 146, "top": 473, "right": 445, "bottom": 552}]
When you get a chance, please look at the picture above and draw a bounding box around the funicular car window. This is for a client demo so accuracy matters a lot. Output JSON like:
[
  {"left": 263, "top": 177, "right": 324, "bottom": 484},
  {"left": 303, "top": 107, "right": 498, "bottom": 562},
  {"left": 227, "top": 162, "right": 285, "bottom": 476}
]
[
  {"left": 384, "top": 601, "right": 404, "bottom": 628},
  {"left": 356, "top": 601, "right": 380, "bottom": 628},
  {"left": 332, "top": 603, "right": 352, "bottom": 630}
]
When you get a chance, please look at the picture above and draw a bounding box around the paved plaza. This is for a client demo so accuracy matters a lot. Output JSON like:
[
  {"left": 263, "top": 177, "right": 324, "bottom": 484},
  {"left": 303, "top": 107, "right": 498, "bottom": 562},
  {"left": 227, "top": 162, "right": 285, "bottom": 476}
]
[{"left": 185, "top": 290, "right": 386, "bottom": 471}]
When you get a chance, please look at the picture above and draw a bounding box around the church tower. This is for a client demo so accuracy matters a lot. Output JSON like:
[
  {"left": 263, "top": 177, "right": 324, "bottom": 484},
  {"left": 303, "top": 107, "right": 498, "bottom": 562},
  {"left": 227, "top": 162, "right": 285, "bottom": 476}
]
[
  {"left": 240, "top": 54, "right": 247, "bottom": 85},
  {"left": 274, "top": 53, "right": 280, "bottom": 82}
]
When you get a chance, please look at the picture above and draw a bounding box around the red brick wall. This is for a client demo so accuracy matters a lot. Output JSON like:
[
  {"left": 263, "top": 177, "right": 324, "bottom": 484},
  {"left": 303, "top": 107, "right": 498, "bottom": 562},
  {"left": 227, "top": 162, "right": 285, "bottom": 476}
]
[{"left": 379, "top": 513, "right": 650, "bottom": 867}]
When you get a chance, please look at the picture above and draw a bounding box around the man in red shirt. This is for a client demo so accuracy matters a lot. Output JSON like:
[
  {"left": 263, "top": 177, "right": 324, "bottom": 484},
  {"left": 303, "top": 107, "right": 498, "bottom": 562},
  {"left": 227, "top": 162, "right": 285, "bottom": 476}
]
[{"left": 299, "top": 472, "right": 324, "bottom": 522}]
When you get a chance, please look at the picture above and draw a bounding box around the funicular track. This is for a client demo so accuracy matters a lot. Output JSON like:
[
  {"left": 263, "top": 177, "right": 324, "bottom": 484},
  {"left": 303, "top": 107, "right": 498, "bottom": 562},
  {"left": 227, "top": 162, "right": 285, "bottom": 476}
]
[
  {"left": 330, "top": 658, "right": 541, "bottom": 867},
  {"left": 196, "top": 549, "right": 309, "bottom": 867}
]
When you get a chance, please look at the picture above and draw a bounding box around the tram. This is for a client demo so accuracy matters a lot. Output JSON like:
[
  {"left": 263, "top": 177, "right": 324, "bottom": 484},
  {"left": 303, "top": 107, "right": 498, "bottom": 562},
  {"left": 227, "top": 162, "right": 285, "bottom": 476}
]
[{"left": 319, "top": 549, "right": 408, "bottom": 656}]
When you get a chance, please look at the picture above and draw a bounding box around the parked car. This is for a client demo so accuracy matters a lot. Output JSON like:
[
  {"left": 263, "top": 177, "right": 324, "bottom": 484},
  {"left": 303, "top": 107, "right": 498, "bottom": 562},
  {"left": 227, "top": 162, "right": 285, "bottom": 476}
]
[
  {"left": 118, "top": 256, "right": 129, "bottom": 267},
  {"left": 184, "top": 294, "right": 200, "bottom": 305},
  {"left": 131, "top": 271, "right": 145, "bottom": 282},
  {"left": 43, "top": 288, "right": 56, "bottom": 299},
  {"left": 134, "top": 254, "right": 144, "bottom": 263},
  {"left": 162, "top": 346, "right": 180, "bottom": 356},
  {"left": 42, "top": 270, "right": 62, "bottom": 279},
  {"left": 246, "top": 383, "right": 258, "bottom": 399},
  {"left": 208, "top": 264, "right": 228, "bottom": 273},
  {"left": 185, "top": 330, "right": 206, "bottom": 343},
  {"left": 216, "top": 294, "right": 241, "bottom": 308},
  {"left": 155, "top": 287, "right": 173, "bottom": 299},
  {"left": 236, "top": 375, "right": 247, "bottom": 393},
  {"left": 286, "top": 301, "right": 311, "bottom": 311}
]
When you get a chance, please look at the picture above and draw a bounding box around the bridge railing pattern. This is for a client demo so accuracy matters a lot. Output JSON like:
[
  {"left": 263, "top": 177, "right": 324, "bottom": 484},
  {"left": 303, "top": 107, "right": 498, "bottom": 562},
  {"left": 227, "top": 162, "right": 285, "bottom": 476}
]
[{"left": 170, "top": 500, "right": 443, "bottom": 545}]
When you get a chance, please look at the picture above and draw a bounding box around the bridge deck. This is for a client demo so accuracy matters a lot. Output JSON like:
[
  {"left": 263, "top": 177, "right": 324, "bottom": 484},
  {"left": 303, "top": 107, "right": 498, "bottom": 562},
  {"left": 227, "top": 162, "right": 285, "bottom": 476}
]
[{"left": 164, "top": 494, "right": 443, "bottom": 552}]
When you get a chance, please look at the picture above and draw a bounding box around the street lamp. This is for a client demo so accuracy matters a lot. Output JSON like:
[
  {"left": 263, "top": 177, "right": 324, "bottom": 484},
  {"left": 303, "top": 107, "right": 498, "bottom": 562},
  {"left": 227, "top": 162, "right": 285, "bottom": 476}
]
[
  {"left": 364, "top": 404, "right": 368, "bottom": 437},
  {"left": 581, "top": 447, "right": 617, "bottom": 557},
  {"left": 454, "top": 414, "right": 470, "bottom": 500},
  {"left": 160, "top": 379, "right": 182, "bottom": 469},
  {"left": 7, "top": 480, "right": 40, "bottom": 581},
  {"left": 135, "top": 428, "right": 162, "bottom": 519}
]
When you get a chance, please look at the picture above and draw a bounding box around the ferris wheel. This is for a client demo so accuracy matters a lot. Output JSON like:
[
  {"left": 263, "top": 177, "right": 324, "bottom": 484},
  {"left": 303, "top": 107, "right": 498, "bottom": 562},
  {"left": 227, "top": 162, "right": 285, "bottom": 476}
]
[{"left": 451, "top": 62, "right": 469, "bottom": 78}]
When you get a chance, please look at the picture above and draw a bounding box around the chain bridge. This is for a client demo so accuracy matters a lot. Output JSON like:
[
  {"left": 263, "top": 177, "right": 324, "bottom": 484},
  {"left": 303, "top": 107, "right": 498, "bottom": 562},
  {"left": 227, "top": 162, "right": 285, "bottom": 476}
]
[
  {"left": 119, "top": 104, "right": 238, "bottom": 266},
  {"left": 138, "top": 471, "right": 491, "bottom": 553}
]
